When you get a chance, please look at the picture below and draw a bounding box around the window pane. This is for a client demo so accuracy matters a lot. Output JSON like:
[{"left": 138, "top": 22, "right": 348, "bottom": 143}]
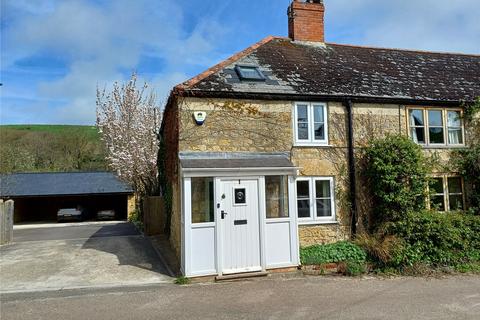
[
  {"left": 296, "top": 180, "right": 310, "bottom": 198},
  {"left": 409, "top": 109, "right": 424, "bottom": 126},
  {"left": 297, "top": 200, "right": 310, "bottom": 218},
  {"left": 431, "top": 178, "right": 444, "bottom": 194},
  {"left": 297, "top": 123, "right": 309, "bottom": 140},
  {"left": 313, "top": 106, "right": 324, "bottom": 122},
  {"left": 431, "top": 195, "right": 445, "bottom": 211},
  {"left": 449, "top": 195, "right": 464, "bottom": 211},
  {"left": 411, "top": 127, "right": 425, "bottom": 143},
  {"left": 191, "top": 177, "right": 214, "bottom": 223},
  {"left": 314, "top": 123, "right": 325, "bottom": 140},
  {"left": 447, "top": 177, "right": 462, "bottom": 194},
  {"left": 266, "top": 176, "right": 289, "bottom": 218},
  {"left": 429, "top": 127, "right": 444, "bottom": 144},
  {"left": 447, "top": 111, "right": 461, "bottom": 127},
  {"left": 297, "top": 105, "right": 308, "bottom": 122},
  {"left": 315, "top": 180, "right": 331, "bottom": 198},
  {"left": 428, "top": 110, "right": 443, "bottom": 126},
  {"left": 316, "top": 199, "right": 332, "bottom": 217},
  {"left": 448, "top": 129, "right": 463, "bottom": 144}
]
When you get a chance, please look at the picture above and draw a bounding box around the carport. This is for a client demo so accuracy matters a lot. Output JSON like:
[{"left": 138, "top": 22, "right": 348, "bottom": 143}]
[{"left": 0, "top": 172, "right": 134, "bottom": 223}]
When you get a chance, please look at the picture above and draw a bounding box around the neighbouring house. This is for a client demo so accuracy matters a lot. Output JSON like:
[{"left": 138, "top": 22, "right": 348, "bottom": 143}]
[
  {"left": 160, "top": 0, "right": 480, "bottom": 278},
  {"left": 0, "top": 172, "right": 135, "bottom": 223}
]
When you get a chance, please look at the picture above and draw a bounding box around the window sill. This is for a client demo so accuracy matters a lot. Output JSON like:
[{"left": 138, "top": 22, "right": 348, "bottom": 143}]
[
  {"left": 294, "top": 143, "right": 332, "bottom": 148},
  {"left": 298, "top": 220, "right": 338, "bottom": 226},
  {"left": 420, "top": 145, "right": 467, "bottom": 149}
]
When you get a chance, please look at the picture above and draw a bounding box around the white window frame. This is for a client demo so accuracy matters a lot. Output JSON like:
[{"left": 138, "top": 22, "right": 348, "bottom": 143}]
[
  {"left": 295, "top": 177, "right": 336, "bottom": 224},
  {"left": 407, "top": 108, "right": 465, "bottom": 147},
  {"left": 293, "top": 102, "right": 329, "bottom": 146}
]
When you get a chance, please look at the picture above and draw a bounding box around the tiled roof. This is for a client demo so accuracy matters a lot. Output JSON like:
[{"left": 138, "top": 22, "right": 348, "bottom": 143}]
[
  {"left": 177, "top": 37, "right": 480, "bottom": 103},
  {"left": 0, "top": 172, "right": 133, "bottom": 198}
]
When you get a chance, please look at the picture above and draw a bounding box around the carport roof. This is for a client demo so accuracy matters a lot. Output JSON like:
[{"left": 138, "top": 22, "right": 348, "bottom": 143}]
[{"left": 0, "top": 172, "right": 134, "bottom": 198}]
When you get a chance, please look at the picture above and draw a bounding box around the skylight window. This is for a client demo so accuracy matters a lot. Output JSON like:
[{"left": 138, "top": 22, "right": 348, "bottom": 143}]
[{"left": 235, "top": 65, "right": 266, "bottom": 81}]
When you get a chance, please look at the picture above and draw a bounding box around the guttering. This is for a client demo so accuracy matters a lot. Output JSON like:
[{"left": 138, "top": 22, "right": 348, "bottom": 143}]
[
  {"left": 177, "top": 89, "right": 468, "bottom": 107},
  {"left": 344, "top": 98, "right": 358, "bottom": 238}
]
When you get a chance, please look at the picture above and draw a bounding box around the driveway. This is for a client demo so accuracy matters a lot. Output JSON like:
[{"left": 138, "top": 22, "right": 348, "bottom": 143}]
[{"left": 0, "top": 222, "right": 173, "bottom": 293}]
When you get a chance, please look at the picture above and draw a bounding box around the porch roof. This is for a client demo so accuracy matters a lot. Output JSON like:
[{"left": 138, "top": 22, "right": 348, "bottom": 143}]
[{"left": 179, "top": 152, "right": 297, "bottom": 176}]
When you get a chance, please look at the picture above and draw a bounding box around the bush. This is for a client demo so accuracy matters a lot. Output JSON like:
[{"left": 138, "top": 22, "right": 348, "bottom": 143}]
[
  {"left": 344, "top": 260, "right": 367, "bottom": 276},
  {"left": 300, "top": 241, "right": 367, "bottom": 265},
  {"left": 455, "top": 145, "right": 480, "bottom": 213},
  {"left": 355, "top": 234, "right": 404, "bottom": 267},
  {"left": 390, "top": 211, "right": 480, "bottom": 267},
  {"left": 128, "top": 210, "right": 144, "bottom": 231},
  {"left": 364, "top": 135, "right": 429, "bottom": 225}
]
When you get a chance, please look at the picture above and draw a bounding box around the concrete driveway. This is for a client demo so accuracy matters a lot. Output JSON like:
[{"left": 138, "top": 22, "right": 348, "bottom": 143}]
[{"left": 0, "top": 222, "right": 173, "bottom": 293}]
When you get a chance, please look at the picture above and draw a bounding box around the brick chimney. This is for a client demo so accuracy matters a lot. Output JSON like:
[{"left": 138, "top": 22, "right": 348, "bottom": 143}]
[{"left": 288, "top": 0, "right": 325, "bottom": 42}]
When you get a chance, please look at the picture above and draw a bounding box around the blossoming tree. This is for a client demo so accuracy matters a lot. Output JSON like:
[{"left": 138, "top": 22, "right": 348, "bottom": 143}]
[{"left": 96, "top": 73, "right": 161, "bottom": 197}]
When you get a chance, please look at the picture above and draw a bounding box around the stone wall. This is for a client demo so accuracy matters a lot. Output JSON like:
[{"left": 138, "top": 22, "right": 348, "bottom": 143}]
[
  {"left": 173, "top": 97, "right": 470, "bottom": 248},
  {"left": 169, "top": 178, "right": 182, "bottom": 261}
]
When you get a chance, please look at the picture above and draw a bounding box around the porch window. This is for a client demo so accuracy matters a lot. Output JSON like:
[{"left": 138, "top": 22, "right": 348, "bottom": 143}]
[
  {"left": 265, "top": 176, "right": 289, "bottom": 218},
  {"left": 407, "top": 108, "right": 464, "bottom": 146},
  {"left": 428, "top": 175, "right": 464, "bottom": 212},
  {"left": 294, "top": 102, "right": 328, "bottom": 145},
  {"left": 191, "top": 177, "right": 214, "bottom": 223},
  {"left": 295, "top": 177, "right": 335, "bottom": 223}
]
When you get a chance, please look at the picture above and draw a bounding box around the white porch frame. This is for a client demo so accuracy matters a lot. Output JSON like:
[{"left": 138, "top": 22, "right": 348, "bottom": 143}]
[{"left": 181, "top": 166, "right": 299, "bottom": 277}]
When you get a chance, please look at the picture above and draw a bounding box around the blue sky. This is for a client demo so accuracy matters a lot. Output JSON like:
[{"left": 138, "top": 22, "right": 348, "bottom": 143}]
[{"left": 1, "top": 0, "right": 480, "bottom": 125}]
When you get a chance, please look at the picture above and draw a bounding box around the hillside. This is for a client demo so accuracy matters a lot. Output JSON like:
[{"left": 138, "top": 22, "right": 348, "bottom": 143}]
[{"left": 0, "top": 125, "right": 107, "bottom": 173}]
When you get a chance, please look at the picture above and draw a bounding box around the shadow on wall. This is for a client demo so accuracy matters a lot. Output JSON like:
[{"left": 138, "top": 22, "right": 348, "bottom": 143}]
[{"left": 81, "top": 223, "right": 170, "bottom": 275}]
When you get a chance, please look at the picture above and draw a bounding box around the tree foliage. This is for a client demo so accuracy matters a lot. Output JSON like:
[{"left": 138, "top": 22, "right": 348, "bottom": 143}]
[
  {"left": 364, "top": 135, "right": 429, "bottom": 225},
  {"left": 0, "top": 126, "right": 106, "bottom": 173},
  {"left": 96, "top": 73, "right": 161, "bottom": 196}
]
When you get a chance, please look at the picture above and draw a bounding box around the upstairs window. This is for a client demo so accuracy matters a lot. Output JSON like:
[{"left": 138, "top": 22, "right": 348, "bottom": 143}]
[
  {"left": 294, "top": 102, "right": 328, "bottom": 145},
  {"left": 408, "top": 108, "right": 464, "bottom": 146},
  {"left": 235, "top": 65, "right": 265, "bottom": 81}
]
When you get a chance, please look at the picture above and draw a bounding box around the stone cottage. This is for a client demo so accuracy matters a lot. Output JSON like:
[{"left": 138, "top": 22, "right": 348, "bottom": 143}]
[{"left": 160, "top": 0, "right": 480, "bottom": 278}]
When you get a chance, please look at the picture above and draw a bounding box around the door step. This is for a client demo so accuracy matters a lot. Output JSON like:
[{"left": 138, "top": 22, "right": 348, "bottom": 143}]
[{"left": 215, "top": 271, "right": 268, "bottom": 282}]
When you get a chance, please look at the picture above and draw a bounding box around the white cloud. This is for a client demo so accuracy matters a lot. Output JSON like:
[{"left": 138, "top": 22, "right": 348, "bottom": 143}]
[
  {"left": 325, "top": 0, "right": 480, "bottom": 53},
  {"left": 3, "top": 0, "right": 227, "bottom": 124}
]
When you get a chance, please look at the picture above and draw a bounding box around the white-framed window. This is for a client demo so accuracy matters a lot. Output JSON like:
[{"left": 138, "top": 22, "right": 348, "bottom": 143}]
[
  {"left": 293, "top": 102, "right": 328, "bottom": 145},
  {"left": 429, "top": 175, "right": 465, "bottom": 212},
  {"left": 408, "top": 108, "right": 464, "bottom": 146},
  {"left": 295, "top": 177, "right": 335, "bottom": 223}
]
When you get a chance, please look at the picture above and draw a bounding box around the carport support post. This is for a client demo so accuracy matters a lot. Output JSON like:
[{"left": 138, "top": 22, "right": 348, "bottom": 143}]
[
  {"left": 127, "top": 195, "right": 136, "bottom": 220},
  {"left": 0, "top": 200, "right": 14, "bottom": 245}
]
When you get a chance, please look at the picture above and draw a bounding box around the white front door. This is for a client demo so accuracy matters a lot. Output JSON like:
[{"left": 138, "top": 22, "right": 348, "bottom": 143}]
[{"left": 219, "top": 179, "right": 262, "bottom": 274}]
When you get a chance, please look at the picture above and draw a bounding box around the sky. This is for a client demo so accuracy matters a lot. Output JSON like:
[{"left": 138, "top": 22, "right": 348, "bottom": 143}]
[{"left": 1, "top": 0, "right": 479, "bottom": 125}]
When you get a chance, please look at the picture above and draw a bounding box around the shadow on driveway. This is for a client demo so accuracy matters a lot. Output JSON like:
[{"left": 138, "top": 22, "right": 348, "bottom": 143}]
[{"left": 81, "top": 224, "right": 170, "bottom": 275}]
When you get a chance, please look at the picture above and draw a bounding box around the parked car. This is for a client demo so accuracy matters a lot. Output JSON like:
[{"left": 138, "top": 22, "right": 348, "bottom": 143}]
[
  {"left": 57, "top": 208, "right": 83, "bottom": 222},
  {"left": 97, "top": 210, "right": 115, "bottom": 220}
]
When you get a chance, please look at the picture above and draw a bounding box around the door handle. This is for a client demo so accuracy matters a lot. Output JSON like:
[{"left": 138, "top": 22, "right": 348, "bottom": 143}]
[{"left": 221, "top": 211, "right": 227, "bottom": 219}]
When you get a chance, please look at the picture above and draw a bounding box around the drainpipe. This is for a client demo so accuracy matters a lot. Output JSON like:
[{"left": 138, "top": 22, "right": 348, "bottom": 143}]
[{"left": 345, "top": 98, "right": 358, "bottom": 238}]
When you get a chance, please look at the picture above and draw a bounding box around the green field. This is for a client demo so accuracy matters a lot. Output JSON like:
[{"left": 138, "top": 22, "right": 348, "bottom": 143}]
[
  {"left": 0, "top": 125, "right": 106, "bottom": 173},
  {"left": 0, "top": 125, "right": 100, "bottom": 141}
]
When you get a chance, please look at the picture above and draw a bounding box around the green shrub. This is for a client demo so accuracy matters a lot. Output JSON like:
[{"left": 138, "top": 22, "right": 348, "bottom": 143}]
[
  {"left": 128, "top": 210, "right": 144, "bottom": 231},
  {"left": 364, "top": 135, "right": 429, "bottom": 225},
  {"left": 343, "top": 260, "right": 367, "bottom": 276},
  {"left": 390, "top": 211, "right": 480, "bottom": 267},
  {"left": 455, "top": 144, "right": 480, "bottom": 213},
  {"left": 300, "top": 241, "right": 367, "bottom": 265},
  {"left": 174, "top": 276, "right": 190, "bottom": 285}
]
